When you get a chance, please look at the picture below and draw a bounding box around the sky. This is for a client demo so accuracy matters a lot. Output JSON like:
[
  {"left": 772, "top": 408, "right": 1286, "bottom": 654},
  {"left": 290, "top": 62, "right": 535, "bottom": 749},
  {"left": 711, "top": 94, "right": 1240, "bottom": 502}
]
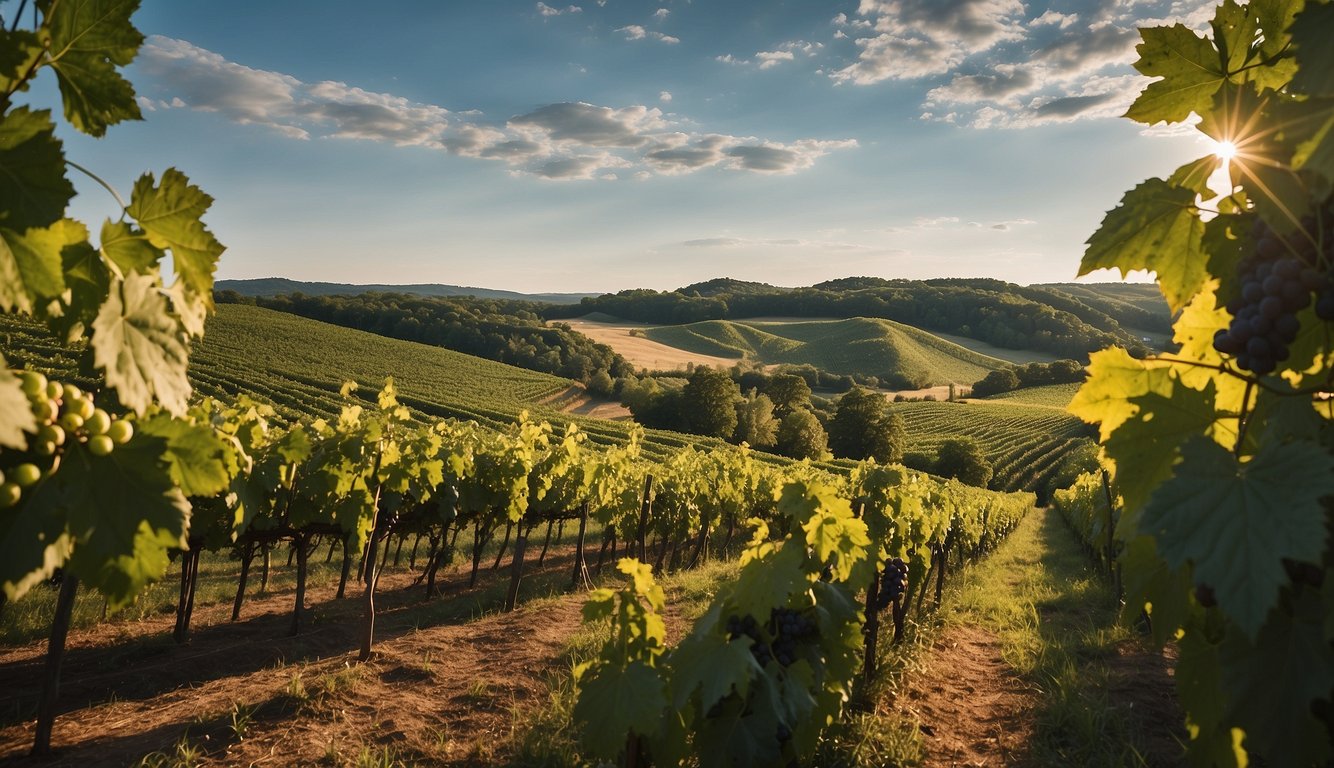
[{"left": 37, "top": 0, "right": 1222, "bottom": 294}]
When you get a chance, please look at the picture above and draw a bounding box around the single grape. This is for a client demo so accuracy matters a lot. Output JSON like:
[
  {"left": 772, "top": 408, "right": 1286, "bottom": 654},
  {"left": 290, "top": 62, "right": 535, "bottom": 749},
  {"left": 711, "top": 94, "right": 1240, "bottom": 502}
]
[
  {"left": 11, "top": 463, "right": 41, "bottom": 488},
  {"left": 19, "top": 371, "right": 47, "bottom": 396},
  {"left": 106, "top": 420, "right": 134, "bottom": 445},
  {"left": 0, "top": 482, "right": 20, "bottom": 509},
  {"left": 84, "top": 409, "right": 111, "bottom": 436},
  {"left": 88, "top": 435, "right": 115, "bottom": 457}
]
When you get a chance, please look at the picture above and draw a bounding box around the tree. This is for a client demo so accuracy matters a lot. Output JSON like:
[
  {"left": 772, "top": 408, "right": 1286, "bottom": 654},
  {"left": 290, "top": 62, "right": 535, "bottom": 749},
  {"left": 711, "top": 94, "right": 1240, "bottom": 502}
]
[
  {"left": 932, "top": 437, "right": 993, "bottom": 488},
  {"left": 776, "top": 408, "right": 828, "bottom": 461},
  {"left": 682, "top": 368, "right": 739, "bottom": 438},
  {"left": 827, "top": 387, "right": 904, "bottom": 463},
  {"left": 764, "top": 373, "right": 812, "bottom": 418},
  {"left": 970, "top": 368, "right": 1019, "bottom": 398},
  {"left": 733, "top": 390, "right": 778, "bottom": 448}
]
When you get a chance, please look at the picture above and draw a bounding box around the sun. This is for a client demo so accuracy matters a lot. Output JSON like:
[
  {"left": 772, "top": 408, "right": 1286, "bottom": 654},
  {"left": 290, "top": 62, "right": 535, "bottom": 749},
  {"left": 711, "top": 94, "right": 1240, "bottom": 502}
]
[{"left": 1211, "top": 139, "right": 1238, "bottom": 162}]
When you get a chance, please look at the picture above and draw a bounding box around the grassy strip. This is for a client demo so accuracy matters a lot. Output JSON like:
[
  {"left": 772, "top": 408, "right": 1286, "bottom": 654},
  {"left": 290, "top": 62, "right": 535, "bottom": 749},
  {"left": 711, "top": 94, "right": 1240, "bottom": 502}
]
[{"left": 944, "top": 507, "right": 1173, "bottom": 767}]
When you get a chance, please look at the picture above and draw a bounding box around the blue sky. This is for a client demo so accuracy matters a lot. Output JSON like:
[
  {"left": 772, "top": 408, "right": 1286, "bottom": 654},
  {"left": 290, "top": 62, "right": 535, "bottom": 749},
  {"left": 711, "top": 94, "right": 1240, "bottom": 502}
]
[{"left": 45, "top": 0, "right": 1219, "bottom": 293}]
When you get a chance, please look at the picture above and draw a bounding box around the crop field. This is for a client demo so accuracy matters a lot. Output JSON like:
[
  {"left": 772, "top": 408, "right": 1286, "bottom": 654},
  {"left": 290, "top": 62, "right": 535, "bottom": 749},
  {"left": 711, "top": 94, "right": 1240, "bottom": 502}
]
[
  {"left": 979, "top": 382, "right": 1083, "bottom": 409},
  {"left": 893, "top": 400, "right": 1093, "bottom": 493}
]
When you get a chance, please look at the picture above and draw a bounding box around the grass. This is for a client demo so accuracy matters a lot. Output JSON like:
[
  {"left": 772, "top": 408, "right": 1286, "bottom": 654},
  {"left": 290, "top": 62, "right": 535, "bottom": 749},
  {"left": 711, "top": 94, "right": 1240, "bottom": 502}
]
[
  {"left": 981, "top": 382, "right": 1082, "bottom": 409},
  {"left": 642, "top": 317, "right": 1007, "bottom": 388},
  {"left": 942, "top": 507, "right": 1175, "bottom": 767}
]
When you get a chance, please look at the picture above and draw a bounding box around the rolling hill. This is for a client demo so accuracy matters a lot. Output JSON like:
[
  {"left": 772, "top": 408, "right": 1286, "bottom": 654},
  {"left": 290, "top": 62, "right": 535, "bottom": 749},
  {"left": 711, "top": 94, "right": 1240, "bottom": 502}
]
[
  {"left": 216, "top": 277, "right": 594, "bottom": 305},
  {"left": 643, "top": 317, "right": 1008, "bottom": 388}
]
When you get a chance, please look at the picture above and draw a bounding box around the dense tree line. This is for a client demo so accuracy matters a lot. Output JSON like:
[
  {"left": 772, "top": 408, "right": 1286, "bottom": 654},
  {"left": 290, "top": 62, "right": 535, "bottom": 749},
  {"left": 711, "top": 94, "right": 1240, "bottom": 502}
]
[
  {"left": 969, "top": 359, "right": 1087, "bottom": 398},
  {"left": 546, "top": 278, "right": 1155, "bottom": 359},
  {"left": 215, "top": 291, "right": 635, "bottom": 386}
]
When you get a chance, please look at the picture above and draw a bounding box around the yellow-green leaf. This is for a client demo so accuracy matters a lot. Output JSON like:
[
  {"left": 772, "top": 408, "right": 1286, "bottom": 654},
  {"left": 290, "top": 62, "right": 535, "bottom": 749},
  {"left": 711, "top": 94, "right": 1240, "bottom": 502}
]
[{"left": 90, "top": 271, "right": 192, "bottom": 415}]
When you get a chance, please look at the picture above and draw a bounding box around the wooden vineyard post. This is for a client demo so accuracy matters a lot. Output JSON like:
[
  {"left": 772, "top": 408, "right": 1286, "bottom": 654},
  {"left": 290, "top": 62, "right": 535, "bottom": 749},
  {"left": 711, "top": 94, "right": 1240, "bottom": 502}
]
[
  {"left": 31, "top": 574, "right": 78, "bottom": 756},
  {"left": 571, "top": 502, "right": 590, "bottom": 590},
  {"left": 232, "top": 541, "right": 255, "bottom": 622},
  {"left": 862, "top": 567, "right": 882, "bottom": 685},
  {"left": 290, "top": 533, "right": 312, "bottom": 636},
  {"left": 504, "top": 518, "right": 531, "bottom": 612}
]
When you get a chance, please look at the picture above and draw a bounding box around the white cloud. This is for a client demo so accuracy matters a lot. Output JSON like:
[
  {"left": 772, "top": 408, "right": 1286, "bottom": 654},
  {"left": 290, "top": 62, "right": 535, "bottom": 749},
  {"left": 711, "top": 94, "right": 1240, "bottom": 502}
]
[
  {"left": 536, "top": 2, "right": 581, "bottom": 16},
  {"left": 137, "top": 36, "right": 854, "bottom": 181},
  {"left": 653, "top": 7, "right": 669, "bottom": 20},
  {"left": 617, "top": 25, "right": 679, "bottom": 43},
  {"left": 756, "top": 50, "right": 795, "bottom": 70},
  {"left": 659, "top": 90, "right": 672, "bottom": 102},
  {"left": 828, "top": 1, "right": 1216, "bottom": 129},
  {"left": 724, "top": 41, "right": 824, "bottom": 71}
]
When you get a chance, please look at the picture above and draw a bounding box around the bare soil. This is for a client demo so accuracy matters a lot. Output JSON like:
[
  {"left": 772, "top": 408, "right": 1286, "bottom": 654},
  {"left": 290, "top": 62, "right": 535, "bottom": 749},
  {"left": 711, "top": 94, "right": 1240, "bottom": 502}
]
[
  {"left": 560, "top": 318, "right": 738, "bottom": 371},
  {"left": 0, "top": 544, "right": 617, "bottom": 767},
  {"left": 891, "top": 625, "right": 1038, "bottom": 767}
]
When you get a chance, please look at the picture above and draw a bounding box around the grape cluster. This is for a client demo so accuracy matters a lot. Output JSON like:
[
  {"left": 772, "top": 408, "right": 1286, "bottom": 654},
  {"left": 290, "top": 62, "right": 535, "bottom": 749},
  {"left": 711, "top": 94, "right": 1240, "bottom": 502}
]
[
  {"left": 724, "top": 606, "right": 819, "bottom": 668},
  {"left": 873, "top": 557, "right": 909, "bottom": 612},
  {"left": 0, "top": 371, "right": 133, "bottom": 509},
  {"left": 1213, "top": 215, "right": 1334, "bottom": 375}
]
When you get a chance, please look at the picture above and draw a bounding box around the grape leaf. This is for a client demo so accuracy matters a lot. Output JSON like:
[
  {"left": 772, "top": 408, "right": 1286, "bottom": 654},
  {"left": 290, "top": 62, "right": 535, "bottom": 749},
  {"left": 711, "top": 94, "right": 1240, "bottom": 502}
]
[
  {"left": 1125, "top": 24, "right": 1226, "bottom": 125},
  {"left": 0, "top": 107, "right": 75, "bottom": 230},
  {"left": 1288, "top": 101, "right": 1334, "bottom": 190},
  {"left": 1250, "top": 0, "right": 1302, "bottom": 91},
  {"left": 91, "top": 271, "right": 192, "bottom": 415},
  {"left": 0, "top": 472, "right": 75, "bottom": 602},
  {"left": 1168, "top": 154, "right": 1223, "bottom": 197},
  {"left": 1068, "top": 346, "right": 1174, "bottom": 441},
  {"left": 1080, "top": 178, "right": 1205, "bottom": 312},
  {"left": 50, "top": 237, "right": 108, "bottom": 342},
  {"left": 100, "top": 219, "right": 162, "bottom": 274},
  {"left": 0, "top": 29, "right": 45, "bottom": 94},
  {"left": 1176, "top": 627, "right": 1248, "bottom": 768},
  {"left": 0, "top": 360, "right": 36, "bottom": 449},
  {"left": 1289, "top": 0, "right": 1334, "bottom": 97},
  {"left": 1141, "top": 437, "right": 1334, "bottom": 639},
  {"left": 669, "top": 620, "right": 758, "bottom": 711},
  {"left": 1118, "top": 535, "right": 1194, "bottom": 645},
  {"left": 1209, "top": 0, "right": 1257, "bottom": 78},
  {"left": 0, "top": 220, "right": 84, "bottom": 314},
  {"left": 137, "top": 413, "right": 235, "bottom": 498},
  {"left": 693, "top": 675, "right": 783, "bottom": 768},
  {"left": 126, "top": 169, "right": 224, "bottom": 306},
  {"left": 1104, "top": 380, "right": 1223, "bottom": 515},
  {"left": 38, "top": 0, "right": 144, "bottom": 137},
  {"left": 1219, "top": 591, "right": 1334, "bottom": 766},
  {"left": 572, "top": 660, "right": 667, "bottom": 760},
  {"left": 1170, "top": 284, "right": 1248, "bottom": 412},
  {"left": 58, "top": 436, "right": 190, "bottom": 609}
]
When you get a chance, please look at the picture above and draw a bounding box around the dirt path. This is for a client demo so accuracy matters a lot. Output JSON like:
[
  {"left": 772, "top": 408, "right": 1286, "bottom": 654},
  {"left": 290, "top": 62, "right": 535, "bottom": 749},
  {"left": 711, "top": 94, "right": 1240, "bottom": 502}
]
[{"left": 893, "top": 626, "right": 1037, "bottom": 767}]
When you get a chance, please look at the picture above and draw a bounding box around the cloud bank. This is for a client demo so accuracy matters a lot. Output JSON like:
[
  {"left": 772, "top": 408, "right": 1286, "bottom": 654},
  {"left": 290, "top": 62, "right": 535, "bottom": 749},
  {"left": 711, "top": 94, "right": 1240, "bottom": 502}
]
[{"left": 136, "top": 36, "right": 855, "bottom": 180}]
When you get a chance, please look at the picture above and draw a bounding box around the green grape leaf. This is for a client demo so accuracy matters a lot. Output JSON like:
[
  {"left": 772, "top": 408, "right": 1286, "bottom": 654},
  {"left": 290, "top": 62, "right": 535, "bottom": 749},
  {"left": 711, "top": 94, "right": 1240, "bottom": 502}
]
[
  {"left": 50, "top": 237, "right": 108, "bottom": 342},
  {"left": 694, "top": 674, "right": 783, "bottom": 768},
  {"left": 1251, "top": 0, "right": 1302, "bottom": 91},
  {"left": 1289, "top": 0, "right": 1334, "bottom": 97},
  {"left": 0, "top": 107, "right": 75, "bottom": 230},
  {"left": 1168, "top": 154, "right": 1223, "bottom": 197},
  {"left": 100, "top": 219, "right": 163, "bottom": 274},
  {"left": 670, "top": 632, "right": 758, "bottom": 712},
  {"left": 0, "top": 472, "right": 75, "bottom": 602},
  {"left": 59, "top": 436, "right": 190, "bottom": 609},
  {"left": 1068, "top": 346, "right": 1173, "bottom": 441},
  {"left": 1125, "top": 24, "right": 1226, "bottom": 125},
  {"left": 1210, "top": 0, "right": 1256, "bottom": 78},
  {"left": 1141, "top": 437, "right": 1334, "bottom": 639},
  {"left": 1288, "top": 102, "right": 1334, "bottom": 190},
  {"left": 1176, "top": 627, "right": 1248, "bottom": 768},
  {"left": 1104, "top": 381, "right": 1223, "bottom": 515},
  {"left": 1080, "top": 178, "right": 1205, "bottom": 312},
  {"left": 0, "top": 29, "right": 45, "bottom": 94},
  {"left": 1170, "top": 285, "right": 1248, "bottom": 412},
  {"left": 137, "top": 413, "right": 235, "bottom": 498},
  {"left": 91, "top": 271, "right": 192, "bottom": 415},
  {"left": 1219, "top": 591, "right": 1334, "bottom": 766},
  {"left": 0, "top": 361, "right": 36, "bottom": 449},
  {"left": 1202, "top": 215, "right": 1247, "bottom": 308},
  {"left": 125, "top": 169, "right": 224, "bottom": 305},
  {"left": 0, "top": 219, "right": 84, "bottom": 314},
  {"left": 38, "top": 0, "right": 144, "bottom": 137},
  {"left": 731, "top": 540, "right": 808, "bottom": 619},
  {"left": 1118, "top": 536, "right": 1195, "bottom": 645},
  {"left": 572, "top": 660, "right": 667, "bottom": 759}
]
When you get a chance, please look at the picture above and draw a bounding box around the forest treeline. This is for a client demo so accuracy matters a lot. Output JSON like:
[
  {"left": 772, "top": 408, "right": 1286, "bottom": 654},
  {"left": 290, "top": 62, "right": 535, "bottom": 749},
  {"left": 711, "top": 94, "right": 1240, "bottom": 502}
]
[
  {"left": 215, "top": 291, "right": 634, "bottom": 386},
  {"left": 544, "top": 276, "right": 1168, "bottom": 359}
]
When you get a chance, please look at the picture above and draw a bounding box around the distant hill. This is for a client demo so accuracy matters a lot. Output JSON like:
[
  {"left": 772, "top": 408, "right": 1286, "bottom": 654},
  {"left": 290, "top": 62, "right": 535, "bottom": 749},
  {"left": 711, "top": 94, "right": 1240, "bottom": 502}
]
[
  {"left": 643, "top": 317, "right": 1008, "bottom": 389},
  {"left": 551, "top": 277, "right": 1153, "bottom": 360},
  {"left": 216, "top": 277, "right": 595, "bottom": 305}
]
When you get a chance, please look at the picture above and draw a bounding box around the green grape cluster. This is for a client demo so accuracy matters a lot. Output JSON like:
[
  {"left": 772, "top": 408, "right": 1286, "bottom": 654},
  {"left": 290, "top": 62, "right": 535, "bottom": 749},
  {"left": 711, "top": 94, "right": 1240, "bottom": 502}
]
[{"left": 0, "top": 372, "right": 134, "bottom": 509}]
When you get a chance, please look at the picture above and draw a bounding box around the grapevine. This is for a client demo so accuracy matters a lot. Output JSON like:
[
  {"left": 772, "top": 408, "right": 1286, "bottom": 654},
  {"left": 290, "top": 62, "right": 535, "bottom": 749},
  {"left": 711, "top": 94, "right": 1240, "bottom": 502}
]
[{"left": 1071, "top": 1, "right": 1334, "bottom": 764}]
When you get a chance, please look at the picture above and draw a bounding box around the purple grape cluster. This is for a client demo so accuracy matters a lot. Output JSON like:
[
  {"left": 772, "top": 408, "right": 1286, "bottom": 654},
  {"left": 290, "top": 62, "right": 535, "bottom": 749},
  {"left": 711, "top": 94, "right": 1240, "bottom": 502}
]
[
  {"left": 724, "top": 607, "right": 819, "bottom": 668},
  {"left": 873, "top": 557, "right": 908, "bottom": 612},
  {"left": 1213, "top": 214, "right": 1334, "bottom": 375}
]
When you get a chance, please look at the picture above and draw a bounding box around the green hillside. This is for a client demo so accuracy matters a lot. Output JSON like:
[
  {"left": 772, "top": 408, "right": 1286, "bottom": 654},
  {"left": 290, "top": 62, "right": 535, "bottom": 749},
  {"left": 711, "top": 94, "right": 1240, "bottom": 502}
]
[
  {"left": 0, "top": 305, "right": 727, "bottom": 463},
  {"left": 644, "top": 317, "right": 1007, "bottom": 388},
  {"left": 981, "top": 382, "right": 1083, "bottom": 409}
]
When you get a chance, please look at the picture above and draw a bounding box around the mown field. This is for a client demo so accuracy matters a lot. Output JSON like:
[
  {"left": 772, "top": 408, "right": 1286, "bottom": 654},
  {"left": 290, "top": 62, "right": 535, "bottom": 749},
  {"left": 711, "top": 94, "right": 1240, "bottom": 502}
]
[{"left": 643, "top": 317, "right": 1007, "bottom": 387}]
